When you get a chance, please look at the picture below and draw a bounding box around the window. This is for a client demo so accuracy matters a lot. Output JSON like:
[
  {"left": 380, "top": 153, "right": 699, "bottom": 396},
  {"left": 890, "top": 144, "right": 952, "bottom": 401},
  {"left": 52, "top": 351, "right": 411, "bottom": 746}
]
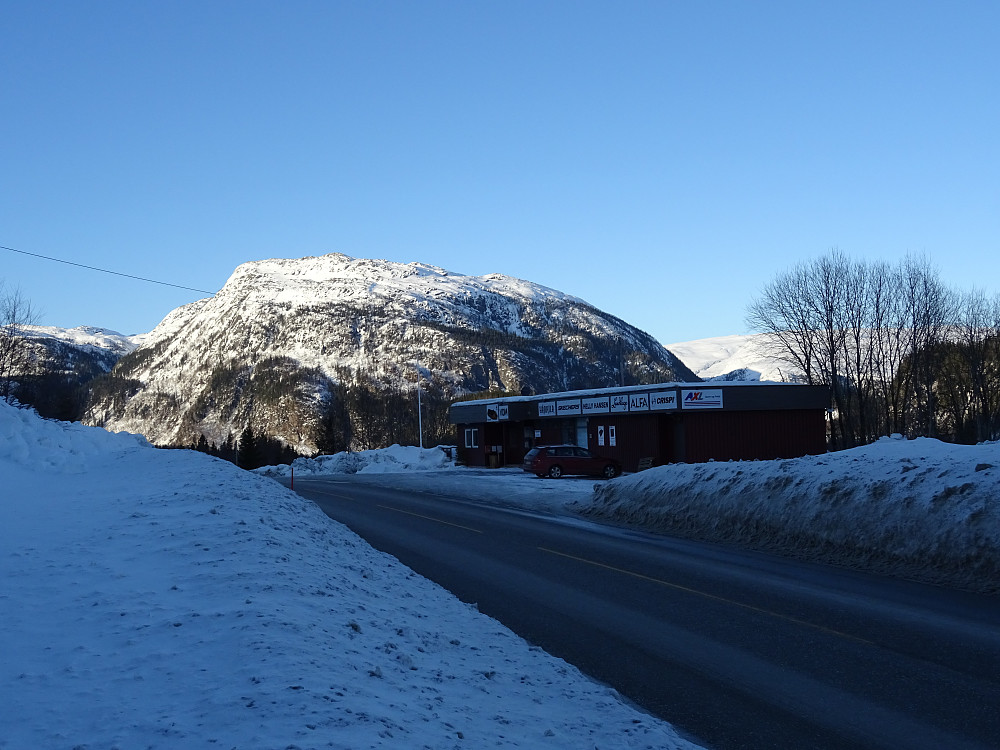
[{"left": 464, "top": 428, "right": 479, "bottom": 448}]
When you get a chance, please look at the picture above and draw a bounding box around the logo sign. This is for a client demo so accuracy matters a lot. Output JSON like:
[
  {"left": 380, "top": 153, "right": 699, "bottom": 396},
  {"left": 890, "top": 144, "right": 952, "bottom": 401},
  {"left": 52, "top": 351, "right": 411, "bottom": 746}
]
[
  {"left": 537, "top": 401, "right": 556, "bottom": 418},
  {"left": 557, "top": 399, "right": 582, "bottom": 416},
  {"left": 610, "top": 394, "right": 630, "bottom": 413},
  {"left": 597, "top": 425, "right": 606, "bottom": 446},
  {"left": 629, "top": 393, "right": 649, "bottom": 411},
  {"left": 582, "top": 396, "right": 610, "bottom": 414},
  {"left": 486, "top": 403, "right": 509, "bottom": 422},
  {"left": 609, "top": 425, "right": 617, "bottom": 446},
  {"left": 649, "top": 391, "right": 678, "bottom": 411},
  {"left": 681, "top": 389, "right": 724, "bottom": 409}
]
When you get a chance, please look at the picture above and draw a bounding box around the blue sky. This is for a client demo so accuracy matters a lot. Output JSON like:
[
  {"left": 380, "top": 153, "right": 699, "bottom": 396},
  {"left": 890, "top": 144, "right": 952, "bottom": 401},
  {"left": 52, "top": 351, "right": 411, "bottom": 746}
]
[{"left": 3, "top": 1, "right": 998, "bottom": 345}]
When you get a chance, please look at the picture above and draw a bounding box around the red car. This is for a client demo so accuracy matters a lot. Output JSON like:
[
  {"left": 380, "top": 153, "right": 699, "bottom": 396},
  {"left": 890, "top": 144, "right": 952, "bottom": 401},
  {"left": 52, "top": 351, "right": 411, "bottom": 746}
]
[{"left": 522, "top": 445, "right": 621, "bottom": 479}]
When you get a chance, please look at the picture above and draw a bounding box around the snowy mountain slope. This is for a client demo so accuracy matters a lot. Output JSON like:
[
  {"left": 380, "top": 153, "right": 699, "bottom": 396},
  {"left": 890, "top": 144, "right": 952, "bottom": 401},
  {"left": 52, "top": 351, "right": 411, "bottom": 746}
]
[
  {"left": 18, "top": 324, "right": 140, "bottom": 376},
  {"left": 0, "top": 399, "right": 700, "bottom": 750},
  {"left": 84, "top": 253, "right": 697, "bottom": 452},
  {"left": 666, "top": 333, "right": 805, "bottom": 382}
]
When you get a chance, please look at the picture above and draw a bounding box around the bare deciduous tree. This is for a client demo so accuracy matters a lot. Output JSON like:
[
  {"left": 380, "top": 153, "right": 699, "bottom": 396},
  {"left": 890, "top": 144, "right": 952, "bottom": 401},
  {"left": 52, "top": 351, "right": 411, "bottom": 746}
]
[
  {"left": 745, "top": 251, "right": 998, "bottom": 448},
  {"left": 0, "top": 282, "right": 38, "bottom": 402}
]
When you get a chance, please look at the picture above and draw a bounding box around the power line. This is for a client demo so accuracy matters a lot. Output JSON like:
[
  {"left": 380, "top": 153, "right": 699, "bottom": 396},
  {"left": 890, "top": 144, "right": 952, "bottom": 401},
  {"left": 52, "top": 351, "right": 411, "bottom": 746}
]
[{"left": 2, "top": 244, "right": 216, "bottom": 295}]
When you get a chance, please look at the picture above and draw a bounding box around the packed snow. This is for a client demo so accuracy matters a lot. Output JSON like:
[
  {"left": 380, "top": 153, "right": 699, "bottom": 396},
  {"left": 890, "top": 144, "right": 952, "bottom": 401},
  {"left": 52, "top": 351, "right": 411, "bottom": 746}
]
[{"left": 0, "top": 400, "right": 699, "bottom": 750}]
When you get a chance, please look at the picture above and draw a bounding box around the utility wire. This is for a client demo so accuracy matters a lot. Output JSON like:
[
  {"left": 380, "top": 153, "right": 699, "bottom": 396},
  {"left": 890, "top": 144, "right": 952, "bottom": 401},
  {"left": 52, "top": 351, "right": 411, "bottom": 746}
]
[{"left": 2, "top": 244, "right": 216, "bottom": 295}]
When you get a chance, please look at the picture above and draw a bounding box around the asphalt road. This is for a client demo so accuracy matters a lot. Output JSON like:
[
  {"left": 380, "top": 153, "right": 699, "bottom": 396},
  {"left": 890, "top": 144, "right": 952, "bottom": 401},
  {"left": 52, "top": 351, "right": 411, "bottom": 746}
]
[{"left": 286, "top": 475, "right": 1000, "bottom": 750}]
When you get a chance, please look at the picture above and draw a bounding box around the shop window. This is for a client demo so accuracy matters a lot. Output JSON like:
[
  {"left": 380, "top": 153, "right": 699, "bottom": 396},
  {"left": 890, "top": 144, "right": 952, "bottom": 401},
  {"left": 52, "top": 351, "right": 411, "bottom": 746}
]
[{"left": 464, "top": 428, "right": 479, "bottom": 448}]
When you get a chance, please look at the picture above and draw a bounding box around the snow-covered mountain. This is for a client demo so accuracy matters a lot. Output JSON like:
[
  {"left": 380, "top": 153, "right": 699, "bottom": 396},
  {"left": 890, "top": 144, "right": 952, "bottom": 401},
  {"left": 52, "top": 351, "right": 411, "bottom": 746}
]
[
  {"left": 666, "top": 333, "right": 805, "bottom": 383},
  {"left": 83, "top": 254, "right": 697, "bottom": 453},
  {"left": 7, "top": 326, "right": 144, "bottom": 421},
  {"left": 20, "top": 325, "right": 141, "bottom": 375}
]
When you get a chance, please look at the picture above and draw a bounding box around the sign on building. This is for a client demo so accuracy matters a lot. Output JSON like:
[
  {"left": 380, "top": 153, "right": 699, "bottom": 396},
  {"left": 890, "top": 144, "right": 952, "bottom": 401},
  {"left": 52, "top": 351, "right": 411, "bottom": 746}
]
[
  {"left": 629, "top": 393, "right": 649, "bottom": 411},
  {"left": 556, "top": 399, "right": 582, "bottom": 416},
  {"left": 681, "top": 389, "right": 724, "bottom": 409},
  {"left": 537, "top": 402, "right": 556, "bottom": 417},
  {"left": 486, "top": 403, "right": 509, "bottom": 422},
  {"left": 582, "top": 396, "right": 610, "bottom": 414},
  {"left": 649, "top": 391, "right": 678, "bottom": 410}
]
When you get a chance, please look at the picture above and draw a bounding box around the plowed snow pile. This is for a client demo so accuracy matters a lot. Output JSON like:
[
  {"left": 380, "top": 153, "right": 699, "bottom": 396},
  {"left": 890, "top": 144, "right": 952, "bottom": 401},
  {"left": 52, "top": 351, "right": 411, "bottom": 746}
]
[
  {"left": 585, "top": 436, "right": 1000, "bottom": 593},
  {"left": 0, "top": 400, "right": 700, "bottom": 749}
]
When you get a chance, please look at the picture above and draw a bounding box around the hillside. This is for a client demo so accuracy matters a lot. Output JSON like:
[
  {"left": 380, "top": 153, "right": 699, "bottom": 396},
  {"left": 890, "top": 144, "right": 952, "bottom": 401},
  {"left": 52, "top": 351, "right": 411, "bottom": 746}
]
[
  {"left": 9, "top": 326, "right": 142, "bottom": 421},
  {"left": 83, "top": 254, "right": 697, "bottom": 454}
]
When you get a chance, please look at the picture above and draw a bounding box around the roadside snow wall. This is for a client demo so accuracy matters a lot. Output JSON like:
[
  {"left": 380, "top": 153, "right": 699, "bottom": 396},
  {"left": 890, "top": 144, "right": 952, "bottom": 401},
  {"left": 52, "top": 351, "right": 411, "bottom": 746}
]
[{"left": 585, "top": 436, "right": 999, "bottom": 594}]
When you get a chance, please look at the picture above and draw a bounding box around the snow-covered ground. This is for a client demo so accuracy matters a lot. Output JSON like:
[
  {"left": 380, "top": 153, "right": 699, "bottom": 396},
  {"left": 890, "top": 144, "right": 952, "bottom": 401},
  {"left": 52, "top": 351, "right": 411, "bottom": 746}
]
[
  {"left": 5, "top": 401, "right": 998, "bottom": 750},
  {"left": 0, "top": 400, "right": 699, "bottom": 750}
]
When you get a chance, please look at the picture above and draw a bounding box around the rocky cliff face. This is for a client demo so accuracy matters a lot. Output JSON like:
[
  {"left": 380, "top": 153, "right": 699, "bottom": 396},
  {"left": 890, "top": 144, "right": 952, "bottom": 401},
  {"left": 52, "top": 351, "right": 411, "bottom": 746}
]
[{"left": 83, "top": 254, "right": 697, "bottom": 453}]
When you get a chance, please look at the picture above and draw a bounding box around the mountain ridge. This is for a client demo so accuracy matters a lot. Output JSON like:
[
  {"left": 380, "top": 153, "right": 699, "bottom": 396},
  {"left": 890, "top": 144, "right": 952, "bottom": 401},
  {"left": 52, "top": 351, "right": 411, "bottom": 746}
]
[{"left": 81, "top": 253, "right": 699, "bottom": 454}]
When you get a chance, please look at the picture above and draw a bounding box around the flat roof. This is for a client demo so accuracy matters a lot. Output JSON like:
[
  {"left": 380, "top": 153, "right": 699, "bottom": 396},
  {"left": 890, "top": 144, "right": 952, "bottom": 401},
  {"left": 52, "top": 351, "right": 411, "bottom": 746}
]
[
  {"left": 456, "top": 380, "right": 807, "bottom": 406},
  {"left": 450, "top": 381, "right": 830, "bottom": 423}
]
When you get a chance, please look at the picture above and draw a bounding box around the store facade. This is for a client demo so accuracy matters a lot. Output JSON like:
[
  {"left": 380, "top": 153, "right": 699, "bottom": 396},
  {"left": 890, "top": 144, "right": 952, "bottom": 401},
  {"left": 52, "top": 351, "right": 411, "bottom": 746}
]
[{"left": 449, "top": 382, "right": 830, "bottom": 471}]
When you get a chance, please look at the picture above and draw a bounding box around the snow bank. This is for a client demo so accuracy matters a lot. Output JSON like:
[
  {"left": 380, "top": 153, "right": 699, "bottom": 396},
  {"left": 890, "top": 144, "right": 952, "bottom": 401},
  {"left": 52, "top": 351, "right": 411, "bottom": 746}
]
[
  {"left": 255, "top": 443, "right": 455, "bottom": 478},
  {"left": 0, "top": 401, "right": 697, "bottom": 749},
  {"left": 585, "top": 436, "right": 1000, "bottom": 594}
]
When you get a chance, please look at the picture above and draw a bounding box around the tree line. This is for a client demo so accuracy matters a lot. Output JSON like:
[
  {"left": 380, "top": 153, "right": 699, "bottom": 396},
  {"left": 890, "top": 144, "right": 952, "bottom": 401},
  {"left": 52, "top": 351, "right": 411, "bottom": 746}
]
[{"left": 747, "top": 251, "right": 1000, "bottom": 448}]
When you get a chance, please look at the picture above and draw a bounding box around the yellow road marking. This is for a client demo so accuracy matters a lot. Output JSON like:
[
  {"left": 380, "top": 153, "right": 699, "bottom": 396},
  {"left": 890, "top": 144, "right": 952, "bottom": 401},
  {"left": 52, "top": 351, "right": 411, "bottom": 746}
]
[
  {"left": 298, "top": 486, "right": 355, "bottom": 501},
  {"left": 539, "top": 546, "right": 874, "bottom": 645},
  {"left": 378, "top": 505, "right": 483, "bottom": 534}
]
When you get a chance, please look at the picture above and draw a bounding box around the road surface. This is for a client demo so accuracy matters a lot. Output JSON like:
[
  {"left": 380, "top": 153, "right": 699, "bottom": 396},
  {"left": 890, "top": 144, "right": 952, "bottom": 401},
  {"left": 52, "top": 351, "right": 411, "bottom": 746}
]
[{"left": 287, "top": 475, "right": 1000, "bottom": 750}]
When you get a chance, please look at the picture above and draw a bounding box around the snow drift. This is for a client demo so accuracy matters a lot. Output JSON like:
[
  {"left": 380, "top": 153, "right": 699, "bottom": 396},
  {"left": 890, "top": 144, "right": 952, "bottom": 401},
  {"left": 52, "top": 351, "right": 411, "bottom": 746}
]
[
  {"left": 0, "top": 400, "right": 699, "bottom": 749},
  {"left": 255, "top": 443, "right": 455, "bottom": 478},
  {"left": 584, "top": 436, "right": 1000, "bottom": 594}
]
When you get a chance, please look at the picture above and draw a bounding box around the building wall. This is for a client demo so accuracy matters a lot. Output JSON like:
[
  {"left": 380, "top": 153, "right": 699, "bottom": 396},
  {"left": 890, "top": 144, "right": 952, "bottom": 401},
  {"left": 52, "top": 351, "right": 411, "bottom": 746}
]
[
  {"left": 584, "top": 414, "right": 670, "bottom": 472},
  {"left": 682, "top": 409, "right": 826, "bottom": 463},
  {"left": 456, "top": 406, "right": 827, "bottom": 469}
]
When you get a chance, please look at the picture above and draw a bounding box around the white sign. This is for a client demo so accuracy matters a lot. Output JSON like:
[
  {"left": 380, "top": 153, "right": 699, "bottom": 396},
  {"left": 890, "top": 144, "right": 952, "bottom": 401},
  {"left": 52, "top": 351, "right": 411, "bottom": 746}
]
[
  {"left": 485, "top": 403, "right": 509, "bottom": 422},
  {"left": 610, "top": 394, "right": 630, "bottom": 413},
  {"left": 649, "top": 391, "right": 678, "bottom": 411},
  {"left": 582, "top": 396, "right": 610, "bottom": 414},
  {"left": 597, "top": 425, "right": 606, "bottom": 446},
  {"left": 629, "top": 393, "right": 649, "bottom": 411},
  {"left": 681, "top": 389, "right": 724, "bottom": 409},
  {"left": 557, "top": 399, "right": 582, "bottom": 416},
  {"left": 537, "top": 402, "right": 556, "bottom": 418},
  {"left": 609, "top": 425, "right": 617, "bottom": 446}
]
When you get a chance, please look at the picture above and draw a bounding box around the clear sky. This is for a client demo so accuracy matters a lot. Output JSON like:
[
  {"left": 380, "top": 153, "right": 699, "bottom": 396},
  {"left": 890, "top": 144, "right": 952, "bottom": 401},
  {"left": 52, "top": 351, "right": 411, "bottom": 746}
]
[{"left": 3, "top": 1, "right": 998, "bottom": 345}]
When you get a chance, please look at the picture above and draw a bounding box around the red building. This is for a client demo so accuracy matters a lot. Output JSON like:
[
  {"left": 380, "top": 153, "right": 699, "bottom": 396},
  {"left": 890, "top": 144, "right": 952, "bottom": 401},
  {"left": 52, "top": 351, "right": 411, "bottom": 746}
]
[{"left": 449, "top": 383, "right": 830, "bottom": 471}]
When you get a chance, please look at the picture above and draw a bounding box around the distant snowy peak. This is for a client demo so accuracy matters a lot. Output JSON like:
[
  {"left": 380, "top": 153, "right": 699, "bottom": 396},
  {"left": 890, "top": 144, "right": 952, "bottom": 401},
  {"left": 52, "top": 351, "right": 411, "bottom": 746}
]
[
  {"left": 22, "top": 325, "right": 142, "bottom": 357},
  {"left": 666, "top": 333, "right": 805, "bottom": 383}
]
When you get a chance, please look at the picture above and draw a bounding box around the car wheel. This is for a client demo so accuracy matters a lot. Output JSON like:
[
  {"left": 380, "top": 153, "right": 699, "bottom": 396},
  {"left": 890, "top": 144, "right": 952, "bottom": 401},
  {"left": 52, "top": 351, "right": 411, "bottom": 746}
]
[
  {"left": 602, "top": 464, "right": 619, "bottom": 479},
  {"left": 547, "top": 465, "right": 563, "bottom": 479}
]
